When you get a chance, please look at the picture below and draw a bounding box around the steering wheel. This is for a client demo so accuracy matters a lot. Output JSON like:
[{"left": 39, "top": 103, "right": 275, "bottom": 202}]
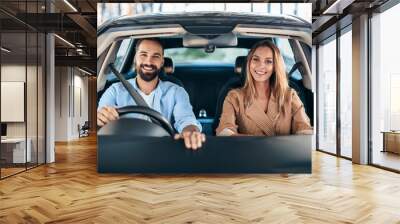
[{"left": 117, "top": 105, "right": 175, "bottom": 136}]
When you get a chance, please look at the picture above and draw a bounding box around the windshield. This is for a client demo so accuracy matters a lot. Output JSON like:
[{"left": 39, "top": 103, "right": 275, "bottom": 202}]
[
  {"left": 164, "top": 48, "right": 249, "bottom": 65},
  {"left": 104, "top": 37, "right": 304, "bottom": 82},
  {"left": 165, "top": 39, "right": 302, "bottom": 80}
]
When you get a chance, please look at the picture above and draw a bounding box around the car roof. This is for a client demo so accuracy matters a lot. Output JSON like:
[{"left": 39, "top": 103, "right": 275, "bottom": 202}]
[
  {"left": 97, "top": 11, "right": 311, "bottom": 58},
  {"left": 98, "top": 11, "right": 310, "bottom": 36},
  {"left": 97, "top": 12, "right": 313, "bottom": 93}
]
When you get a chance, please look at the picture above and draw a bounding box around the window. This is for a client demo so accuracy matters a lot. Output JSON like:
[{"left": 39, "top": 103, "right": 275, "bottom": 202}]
[
  {"left": 390, "top": 75, "right": 400, "bottom": 130},
  {"left": 339, "top": 28, "right": 352, "bottom": 158},
  {"left": 164, "top": 48, "right": 248, "bottom": 65},
  {"left": 0, "top": 1, "right": 46, "bottom": 179},
  {"left": 317, "top": 36, "right": 337, "bottom": 155},
  {"left": 275, "top": 38, "right": 302, "bottom": 80},
  {"left": 114, "top": 38, "right": 133, "bottom": 72},
  {"left": 105, "top": 38, "right": 133, "bottom": 81},
  {"left": 371, "top": 3, "right": 400, "bottom": 171}
]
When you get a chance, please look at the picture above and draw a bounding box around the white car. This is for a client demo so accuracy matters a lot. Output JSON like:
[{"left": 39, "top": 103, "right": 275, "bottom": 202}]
[{"left": 97, "top": 12, "right": 313, "bottom": 173}]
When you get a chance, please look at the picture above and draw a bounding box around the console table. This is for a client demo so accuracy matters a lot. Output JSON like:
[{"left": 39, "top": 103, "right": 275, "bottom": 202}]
[
  {"left": 1, "top": 138, "right": 32, "bottom": 164},
  {"left": 381, "top": 131, "right": 400, "bottom": 154}
]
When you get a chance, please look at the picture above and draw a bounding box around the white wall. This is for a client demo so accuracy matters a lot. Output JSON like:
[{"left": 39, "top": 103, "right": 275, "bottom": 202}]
[
  {"left": 54, "top": 66, "right": 89, "bottom": 141},
  {"left": 1, "top": 64, "right": 28, "bottom": 138},
  {"left": 1, "top": 63, "right": 46, "bottom": 164},
  {"left": 55, "top": 66, "right": 69, "bottom": 141},
  {"left": 72, "top": 72, "right": 89, "bottom": 138}
]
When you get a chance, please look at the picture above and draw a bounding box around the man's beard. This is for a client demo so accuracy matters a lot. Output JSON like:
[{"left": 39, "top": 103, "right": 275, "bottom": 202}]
[{"left": 137, "top": 64, "right": 160, "bottom": 82}]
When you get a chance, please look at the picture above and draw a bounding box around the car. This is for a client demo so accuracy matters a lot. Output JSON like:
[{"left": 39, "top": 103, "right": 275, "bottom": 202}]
[{"left": 96, "top": 12, "right": 313, "bottom": 173}]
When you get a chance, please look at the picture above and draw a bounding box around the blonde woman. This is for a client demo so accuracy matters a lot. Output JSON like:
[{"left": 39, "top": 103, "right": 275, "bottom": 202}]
[{"left": 216, "top": 40, "right": 312, "bottom": 136}]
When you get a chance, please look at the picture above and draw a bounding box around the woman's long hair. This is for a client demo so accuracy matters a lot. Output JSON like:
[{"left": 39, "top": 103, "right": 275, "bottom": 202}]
[{"left": 242, "top": 40, "right": 289, "bottom": 114}]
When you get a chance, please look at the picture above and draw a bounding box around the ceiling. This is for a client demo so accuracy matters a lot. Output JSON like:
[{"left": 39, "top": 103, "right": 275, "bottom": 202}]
[
  {"left": 311, "top": 0, "right": 389, "bottom": 43},
  {"left": 0, "top": 0, "right": 394, "bottom": 73},
  {"left": 0, "top": 0, "right": 97, "bottom": 73}
]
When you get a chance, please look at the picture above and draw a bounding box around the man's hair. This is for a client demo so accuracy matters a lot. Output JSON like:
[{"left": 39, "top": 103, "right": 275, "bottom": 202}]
[{"left": 135, "top": 38, "right": 164, "bottom": 55}]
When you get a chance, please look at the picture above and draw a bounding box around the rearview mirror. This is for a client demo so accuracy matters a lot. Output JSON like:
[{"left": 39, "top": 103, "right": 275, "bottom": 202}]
[{"left": 183, "top": 32, "right": 237, "bottom": 47}]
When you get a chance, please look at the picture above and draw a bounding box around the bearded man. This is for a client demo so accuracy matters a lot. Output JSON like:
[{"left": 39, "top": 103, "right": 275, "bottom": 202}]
[{"left": 97, "top": 38, "right": 205, "bottom": 150}]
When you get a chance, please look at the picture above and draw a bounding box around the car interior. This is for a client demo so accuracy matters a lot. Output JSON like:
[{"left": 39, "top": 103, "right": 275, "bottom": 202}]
[{"left": 97, "top": 37, "right": 313, "bottom": 136}]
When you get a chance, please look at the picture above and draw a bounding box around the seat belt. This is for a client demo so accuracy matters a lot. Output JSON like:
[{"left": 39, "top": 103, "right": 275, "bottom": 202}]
[
  {"left": 108, "top": 63, "right": 160, "bottom": 124},
  {"left": 109, "top": 63, "right": 149, "bottom": 107}
]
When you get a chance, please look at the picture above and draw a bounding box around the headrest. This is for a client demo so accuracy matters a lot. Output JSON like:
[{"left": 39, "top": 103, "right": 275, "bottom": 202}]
[
  {"left": 234, "top": 56, "right": 247, "bottom": 76},
  {"left": 163, "top": 57, "right": 174, "bottom": 75}
]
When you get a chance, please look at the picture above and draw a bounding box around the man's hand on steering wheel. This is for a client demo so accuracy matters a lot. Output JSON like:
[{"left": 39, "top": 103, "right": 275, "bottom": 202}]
[
  {"left": 98, "top": 106, "right": 205, "bottom": 149},
  {"left": 174, "top": 125, "right": 206, "bottom": 150},
  {"left": 97, "top": 106, "right": 119, "bottom": 127}
]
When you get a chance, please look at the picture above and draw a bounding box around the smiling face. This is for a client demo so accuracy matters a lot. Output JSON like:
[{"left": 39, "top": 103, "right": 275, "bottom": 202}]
[
  {"left": 249, "top": 46, "right": 274, "bottom": 83},
  {"left": 135, "top": 39, "right": 164, "bottom": 82}
]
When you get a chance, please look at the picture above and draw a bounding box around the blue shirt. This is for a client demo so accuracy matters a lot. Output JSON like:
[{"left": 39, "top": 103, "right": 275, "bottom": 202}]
[{"left": 98, "top": 78, "right": 202, "bottom": 133}]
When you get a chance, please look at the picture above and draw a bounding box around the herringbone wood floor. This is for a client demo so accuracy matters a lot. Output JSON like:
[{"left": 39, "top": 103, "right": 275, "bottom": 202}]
[{"left": 1, "top": 135, "right": 400, "bottom": 224}]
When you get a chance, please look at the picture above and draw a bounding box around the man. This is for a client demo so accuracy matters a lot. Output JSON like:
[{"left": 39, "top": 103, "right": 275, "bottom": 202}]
[{"left": 97, "top": 38, "right": 205, "bottom": 150}]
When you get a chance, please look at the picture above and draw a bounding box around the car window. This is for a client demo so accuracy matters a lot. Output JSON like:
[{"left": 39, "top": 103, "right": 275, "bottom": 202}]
[
  {"left": 114, "top": 38, "right": 133, "bottom": 70},
  {"left": 274, "top": 38, "right": 302, "bottom": 80},
  {"left": 164, "top": 48, "right": 249, "bottom": 65},
  {"left": 105, "top": 38, "right": 133, "bottom": 81}
]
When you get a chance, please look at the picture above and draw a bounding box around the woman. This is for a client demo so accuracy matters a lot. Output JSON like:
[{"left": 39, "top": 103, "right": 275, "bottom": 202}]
[{"left": 216, "top": 40, "right": 312, "bottom": 136}]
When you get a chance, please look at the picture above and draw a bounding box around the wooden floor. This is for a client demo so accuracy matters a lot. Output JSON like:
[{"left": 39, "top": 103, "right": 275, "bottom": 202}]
[
  {"left": 1, "top": 135, "right": 400, "bottom": 223},
  {"left": 1, "top": 163, "right": 44, "bottom": 178},
  {"left": 1, "top": 167, "right": 26, "bottom": 178}
]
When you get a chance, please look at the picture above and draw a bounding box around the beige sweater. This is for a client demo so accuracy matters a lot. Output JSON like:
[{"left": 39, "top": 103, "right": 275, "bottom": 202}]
[{"left": 216, "top": 88, "right": 313, "bottom": 136}]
